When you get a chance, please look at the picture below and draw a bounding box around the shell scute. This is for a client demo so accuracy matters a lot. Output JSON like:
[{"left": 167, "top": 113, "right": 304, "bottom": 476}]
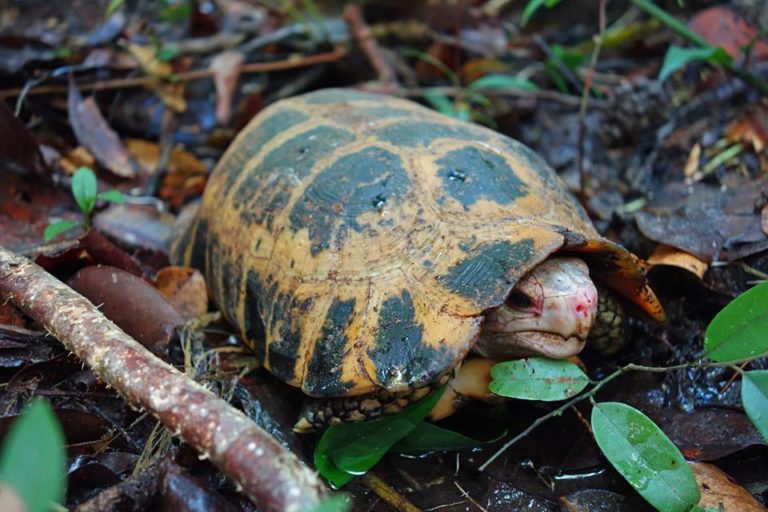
[{"left": 436, "top": 145, "right": 529, "bottom": 209}]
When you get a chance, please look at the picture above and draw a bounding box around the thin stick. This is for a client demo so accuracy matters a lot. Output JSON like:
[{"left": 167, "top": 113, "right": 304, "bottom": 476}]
[
  {"left": 0, "top": 246, "right": 326, "bottom": 512},
  {"left": 0, "top": 49, "right": 347, "bottom": 99},
  {"left": 344, "top": 5, "right": 397, "bottom": 84},
  {"left": 360, "top": 472, "right": 422, "bottom": 512},
  {"left": 577, "top": 0, "right": 607, "bottom": 198}
]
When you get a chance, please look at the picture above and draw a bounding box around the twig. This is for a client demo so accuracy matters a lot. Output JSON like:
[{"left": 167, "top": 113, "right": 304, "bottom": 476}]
[
  {"left": 360, "top": 472, "right": 422, "bottom": 512},
  {"left": 577, "top": 0, "right": 607, "bottom": 198},
  {"left": 477, "top": 357, "right": 757, "bottom": 471},
  {"left": 0, "top": 246, "right": 326, "bottom": 512},
  {"left": 0, "top": 48, "right": 348, "bottom": 99},
  {"left": 343, "top": 5, "right": 397, "bottom": 85}
]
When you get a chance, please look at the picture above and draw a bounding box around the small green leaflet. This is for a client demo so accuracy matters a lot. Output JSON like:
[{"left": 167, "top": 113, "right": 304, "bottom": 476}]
[
  {"left": 305, "top": 494, "right": 352, "bottom": 512},
  {"left": 489, "top": 358, "right": 590, "bottom": 401},
  {"left": 43, "top": 220, "right": 79, "bottom": 242},
  {"left": 422, "top": 90, "right": 456, "bottom": 117},
  {"left": 72, "top": 166, "right": 98, "bottom": 216},
  {"left": 742, "top": 370, "right": 768, "bottom": 442},
  {"left": 468, "top": 74, "right": 539, "bottom": 92},
  {"left": 658, "top": 45, "right": 732, "bottom": 82},
  {"left": 521, "top": 0, "right": 564, "bottom": 26},
  {"left": 314, "top": 386, "right": 445, "bottom": 488},
  {"left": 591, "top": 402, "right": 700, "bottom": 512},
  {"left": 0, "top": 399, "right": 66, "bottom": 512},
  {"left": 98, "top": 189, "right": 125, "bottom": 204},
  {"left": 704, "top": 281, "right": 768, "bottom": 362}
]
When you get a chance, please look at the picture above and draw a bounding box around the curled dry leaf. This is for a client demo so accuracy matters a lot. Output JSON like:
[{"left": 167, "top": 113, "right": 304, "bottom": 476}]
[
  {"left": 683, "top": 143, "right": 701, "bottom": 179},
  {"left": 688, "top": 6, "right": 768, "bottom": 61},
  {"left": 154, "top": 266, "right": 208, "bottom": 321},
  {"left": 762, "top": 205, "right": 768, "bottom": 236},
  {"left": 725, "top": 113, "right": 768, "bottom": 153},
  {"left": 67, "top": 81, "right": 140, "bottom": 179},
  {"left": 211, "top": 51, "right": 245, "bottom": 125},
  {"left": 690, "top": 461, "right": 767, "bottom": 511},
  {"left": 646, "top": 243, "right": 708, "bottom": 279},
  {"left": 126, "top": 43, "right": 187, "bottom": 113}
]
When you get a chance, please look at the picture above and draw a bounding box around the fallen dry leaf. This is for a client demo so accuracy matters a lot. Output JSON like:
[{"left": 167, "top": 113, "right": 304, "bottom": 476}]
[
  {"left": 725, "top": 113, "right": 768, "bottom": 153},
  {"left": 0, "top": 99, "right": 50, "bottom": 180},
  {"left": 127, "top": 43, "right": 173, "bottom": 79},
  {"left": 688, "top": 6, "right": 768, "bottom": 61},
  {"left": 690, "top": 461, "right": 767, "bottom": 511},
  {"left": 67, "top": 80, "right": 140, "bottom": 179},
  {"left": 762, "top": 205, "right": 768, "bottom": 236},
  {"left": 211, "top": 50, "right": 245, "bottom": 125},
  {"left": 646, "top": 243, "right": 708, "bottom": 279},
  {"left": 154, "top": 266, "right": 208, "bottom": 320}
]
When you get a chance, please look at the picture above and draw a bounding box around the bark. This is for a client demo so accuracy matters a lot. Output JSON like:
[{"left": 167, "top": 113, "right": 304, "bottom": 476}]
[{"left": 0, "top": 246, "right": 326, "bottom": 512}]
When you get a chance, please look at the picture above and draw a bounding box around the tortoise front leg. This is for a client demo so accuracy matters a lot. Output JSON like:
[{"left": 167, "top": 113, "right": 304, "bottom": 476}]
[{"left": 429, "top": 358, "right": 499, "bottom": 420}]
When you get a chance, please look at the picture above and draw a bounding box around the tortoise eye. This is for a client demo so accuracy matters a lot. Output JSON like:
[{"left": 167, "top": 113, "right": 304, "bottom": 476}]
[{"left": 508, "top": 291, "right": 534, "bottom": 309}]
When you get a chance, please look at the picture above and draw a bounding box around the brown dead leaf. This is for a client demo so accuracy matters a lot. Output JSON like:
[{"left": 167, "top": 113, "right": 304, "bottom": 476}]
[
  {"left": 124, "top": 139, "right": 208, "bottom": 207},
  {"left": 211, "top": 50, "right": 245, "bottom": 125},
  {"left": 647, "top": 243, "right": 708, "bottom": 278},
  {"left": 127, "top": 43, "right": 173, "bottom": 79},
  {"left": 690, "top": 462, "right": 767, "bottom": 511},
  {"left": 688, "top": 6, "right": 768, "bottom": 61},
  {"left": 126, "top": 43, "right": 187, "bottom": 113},
  {"left": 726, "top": 114, "right": 768, "bottom": 153},
  {"left": 67, "top": 80, "right": 141, "bottom": 179},
  {"left": 58, "top": 146, "right": 96, "bottom": 175},
  {"left": 459, "top": 58, "right": 507, "bottom": 84},
  {"left": 154, "top": 266, "right": 208, "bottom": 320}
]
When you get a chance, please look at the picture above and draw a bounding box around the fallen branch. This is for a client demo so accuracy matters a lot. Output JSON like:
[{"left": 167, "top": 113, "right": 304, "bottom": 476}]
[
  {"left": 344, "top": 5, "right": 397, "bottom": 85},
  {"left": 0, "top": 246, "right": 326, "bottom": 512},
  {"left": 0, "top": 48, "right": 347, "bottom": 99}
]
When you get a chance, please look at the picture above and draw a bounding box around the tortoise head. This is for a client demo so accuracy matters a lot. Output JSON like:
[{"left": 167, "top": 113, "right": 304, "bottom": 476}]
[{"left": 474, "top": 257, "right": 597, "bottom": 360}]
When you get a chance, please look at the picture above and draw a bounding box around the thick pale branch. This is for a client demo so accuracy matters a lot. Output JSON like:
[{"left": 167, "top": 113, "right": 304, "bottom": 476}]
[{"left": 0, "top": 246, "right": 326, "bottom": 512}]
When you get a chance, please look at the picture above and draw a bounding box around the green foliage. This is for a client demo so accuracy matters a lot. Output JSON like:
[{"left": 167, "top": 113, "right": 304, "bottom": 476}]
[
  {"left": 306, "top": 494, "right": 352, "bottom": 512},
  {"left": 591, "top": 402, "right": 700, "bottom": 512},
  {"left": 658, "top": 45, "right": 732, "bottom": 82},
  {"left": 467, "top": 74, "right": 539, "bottom": 92},
  {"left": 0, "top": 399, "right": 66, "bottom": 512},
  {"left": 521, "top": 0, "right": 564, "bottom": 26},
  {"left": 704, "top": 281, "right": 768, "bottom": 362},
  {"left": 392, "top": 422, "right": 492, "bottom": 454},
  {"left": 105, "top": 0, "right": 124, "bottom": 17},
  {"left": 44, "top": 166, "right": 125, "bottom": 242},
  {"left": 741, "top": 370, "right": 768, "bottom": 441},
  {"left": 314, "top": 387, "right": 445, "bottom": 488},
  {"left": 490, "top": 358, "right": 590, "bottom": 401}
]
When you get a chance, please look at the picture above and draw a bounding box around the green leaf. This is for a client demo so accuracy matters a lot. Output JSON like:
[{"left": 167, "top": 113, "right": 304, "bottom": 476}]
[
  {"left": 305, "top": 494, "right": 352, "bottom": 512},
  {"left": 403, "top": 49, "right": 458, "bottom": 83},
  {"left": 704, "top": 281, "right": 768, "bottom": 362},
  {"left": 422, "top": 90, "right": 456, "bottom": 116},
  {"left": 98, "top": 189, "right": 125, "bottom": 204},
  {"left": 0, "top": 399, "right": 66, "bottom": 512},
  {"left": 44, "top": 220, "right": 79, "bottom": 242},
  {"left": 489, "top": 358, "right": 590, "bottom": 401},
  {"left": 105, "top": 0, "right": 124, "bottom": 16},
  {"left": 468, "top": 74, "right": 539, "bottom": 92},
  {"left": 314, "top": 387, "right": 445, "bottom": 488},
  {"left": 591, "top": 402, "right": 700, "bottom": 512},
  {"left": 392, "top": 422, "right": 493, "bottom": 454},
  {"left": 658, "top": 45, "right": 733, "bottom": 82},
  {"left": 521, "top": 0, "right": 563, "bottom": 26},
  {"left": 71, "top": 167, "right": 98, "bottom": 216},
  {"left": 742, "top": 370, "right": 768, "bottom": 441}
]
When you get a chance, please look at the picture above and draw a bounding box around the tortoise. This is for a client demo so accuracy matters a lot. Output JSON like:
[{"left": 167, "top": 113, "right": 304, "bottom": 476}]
[{"left": 171, "top": 88, "right": 665, "bottom": 432}]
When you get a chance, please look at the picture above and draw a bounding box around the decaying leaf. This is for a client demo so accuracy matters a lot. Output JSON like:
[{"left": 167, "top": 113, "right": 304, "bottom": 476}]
[
  {"left": 690, "top": 461, "right": 767, "bottom": 511},
  {"left": 67, "top": 81, "right": 140, "bottom": 179},
  {"left": 154, "top": 266, "right": 208, "bottom": 320},
  {"left": 725, "top": 113, "right": 768, "bottom": 153},
  {"left": 646, "top": 243, "right": 708, "bottom": 279},
  {"left": 688, "top": 6, "right": 768, "bottom": 61},
  {"left": 683, "top": 143, "right": 701, "bottom": 179}
]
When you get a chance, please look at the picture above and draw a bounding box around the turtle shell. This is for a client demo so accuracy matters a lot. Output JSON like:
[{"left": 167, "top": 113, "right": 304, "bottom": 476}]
[{"left": 172, "top": 88, "right": 664, "bottom": 398}]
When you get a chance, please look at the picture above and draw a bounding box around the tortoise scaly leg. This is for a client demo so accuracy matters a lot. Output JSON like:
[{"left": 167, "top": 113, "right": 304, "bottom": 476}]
[{"left": 428, "top": 358, "right": 498, "bottom": 421}]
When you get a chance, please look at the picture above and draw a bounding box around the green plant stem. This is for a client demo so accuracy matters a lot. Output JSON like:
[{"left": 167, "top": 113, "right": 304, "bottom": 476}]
[
  {"left": 477, "top": 353, "right": 767, "bottom": 471},
  {"left": 629, "top": 0, "right": 768, "bottom": 96}
]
